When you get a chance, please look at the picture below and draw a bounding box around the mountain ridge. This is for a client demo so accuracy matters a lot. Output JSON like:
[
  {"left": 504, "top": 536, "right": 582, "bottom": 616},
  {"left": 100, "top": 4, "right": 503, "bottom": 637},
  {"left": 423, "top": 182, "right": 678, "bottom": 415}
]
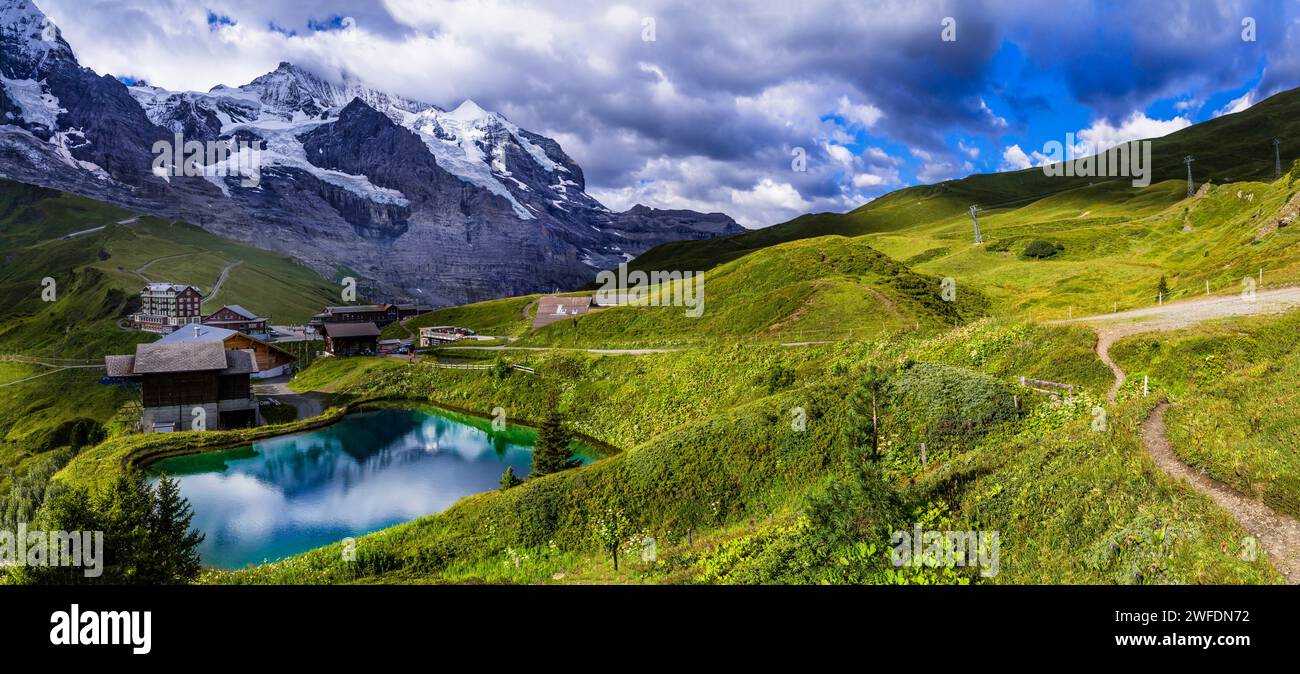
[{"left": 0, "top": 0, "right": 741, "bottom": 306}]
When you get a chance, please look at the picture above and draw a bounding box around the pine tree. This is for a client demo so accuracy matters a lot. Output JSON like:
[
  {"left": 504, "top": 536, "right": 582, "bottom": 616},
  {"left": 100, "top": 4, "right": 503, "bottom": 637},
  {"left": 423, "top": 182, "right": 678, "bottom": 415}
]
[
  {"left": 1157, "top": 276, "right": 1169, "bottom": 299},
  {"left": 148, "top": 475, "right": 204, "bottom": 583},
  {"left": 499, "top": 466, "right": 522, "bottom": 490},
  {"left": 15, "top": 472, "right": 204, "bottom": 585},
  {"left": 531, "top": 392, "right": 579, "bottom": 477}
]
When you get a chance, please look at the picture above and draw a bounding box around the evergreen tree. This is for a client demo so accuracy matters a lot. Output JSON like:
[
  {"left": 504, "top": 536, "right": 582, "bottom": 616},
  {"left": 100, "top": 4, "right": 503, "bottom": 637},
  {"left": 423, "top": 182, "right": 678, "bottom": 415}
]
[
  {"left": 1157, "top": 276, "right": 1170, "bottom": 299},
  {"left": 531, "top": 392, "right": 579, "bottom": 477},
  {"left": 148, "top": 475, "right": 204, "bottom": 583},
  {"left": 15, "top": 471, "right": 204, "bottom": 585},
  {"left": 499, "top": 466, "right": 522, "bottom": 490}
]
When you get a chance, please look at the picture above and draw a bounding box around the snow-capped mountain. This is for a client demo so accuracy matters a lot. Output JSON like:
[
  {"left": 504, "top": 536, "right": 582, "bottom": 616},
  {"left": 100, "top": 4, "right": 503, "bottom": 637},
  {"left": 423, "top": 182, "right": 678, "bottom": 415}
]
[{"left": 0, "top": 0, "right": 741, "bottom": 306}]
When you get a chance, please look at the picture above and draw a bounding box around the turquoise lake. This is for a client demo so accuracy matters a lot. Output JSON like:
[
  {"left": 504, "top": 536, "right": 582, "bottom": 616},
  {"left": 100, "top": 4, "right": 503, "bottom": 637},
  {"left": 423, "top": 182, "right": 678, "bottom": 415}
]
[{"left": 147, "top": 406, "right": 594, "bottom": 569}]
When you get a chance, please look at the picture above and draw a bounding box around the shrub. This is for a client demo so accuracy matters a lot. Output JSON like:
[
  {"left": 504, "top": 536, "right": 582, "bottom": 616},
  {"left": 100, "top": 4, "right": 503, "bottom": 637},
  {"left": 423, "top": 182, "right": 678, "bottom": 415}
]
[
  {"left": 1020, "top": 239, "right": 1062, "bottom": 259},
  {"left": 765, "top": 365, "right": 795, "bottom": 393}
]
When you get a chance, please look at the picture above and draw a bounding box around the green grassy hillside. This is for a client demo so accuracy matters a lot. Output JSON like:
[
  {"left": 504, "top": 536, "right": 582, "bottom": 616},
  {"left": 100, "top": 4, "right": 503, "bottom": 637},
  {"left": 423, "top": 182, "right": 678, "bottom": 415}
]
[
  {"left": 629, "top": 87, "right": 1300, "bottom": 321},
  {"left": 0, "top": 178, "right": 344, "bottom": 520},
  {"left": 1111, "top": 310, "right": 1300, "bottom": 519},
  {"left": 407, "top": 236, "right": 990, "bottom": 349},
  {"left": 198, "top": 319, "right": 1274, "bottom": 585}
]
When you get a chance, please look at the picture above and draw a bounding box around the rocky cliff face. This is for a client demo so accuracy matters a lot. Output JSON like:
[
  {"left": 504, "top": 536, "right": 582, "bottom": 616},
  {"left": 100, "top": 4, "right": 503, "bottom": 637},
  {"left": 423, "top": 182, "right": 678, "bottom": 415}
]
[{"left": 0, "top": 0, "right": 743, "bottom": 306}]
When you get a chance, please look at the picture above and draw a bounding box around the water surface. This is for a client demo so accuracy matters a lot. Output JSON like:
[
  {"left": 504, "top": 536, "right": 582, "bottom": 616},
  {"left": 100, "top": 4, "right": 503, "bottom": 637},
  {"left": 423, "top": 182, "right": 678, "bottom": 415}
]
[{"left": 148, "top": 405, "right": 593, "bottom": 569}]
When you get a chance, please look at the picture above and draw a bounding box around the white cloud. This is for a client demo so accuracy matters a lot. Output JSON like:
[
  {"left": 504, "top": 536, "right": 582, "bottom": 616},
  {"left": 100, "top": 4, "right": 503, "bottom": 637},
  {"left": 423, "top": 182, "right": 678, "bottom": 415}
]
[
  {"left": 1214, "top": 92, "right": 1254, "bottom": 117},
  {"left": 1071, "top": 112, "right": 1191, "bottom": 155},
  {"left": 836, "top": 95, "right": 884, "bottom": 128},
  {"left": 824, "top": 142, "right": 854, "bottom": 165},
  {"left": 1000, "top": 144, "right": 1050, "bottom": 171},
  {"left": 852, "top": 172, "right": 886, "bottom": 188}
]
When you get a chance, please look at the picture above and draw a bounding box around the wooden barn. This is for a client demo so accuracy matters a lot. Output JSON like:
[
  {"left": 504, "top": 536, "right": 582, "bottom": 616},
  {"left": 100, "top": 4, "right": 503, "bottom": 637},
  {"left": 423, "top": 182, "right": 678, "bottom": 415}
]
[
  {"left": 158, "top": 325, "right": 295, "bottom": 378},
  {"left": 321, "top": 322, "right": 381, "bottom": 356},
  {"left": 203, "top": 304, "right": 270, "bottom": 335},
  {"left": 105, "top": 341, "right": 261, "bottom": 433}
]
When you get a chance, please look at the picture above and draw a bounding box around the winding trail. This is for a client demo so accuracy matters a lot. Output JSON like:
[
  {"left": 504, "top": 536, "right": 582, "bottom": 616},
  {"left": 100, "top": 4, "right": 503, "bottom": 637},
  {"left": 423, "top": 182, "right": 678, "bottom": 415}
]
[
  {"left": 1067, "top": 290, "right": 1300, "bottom": 582},
  {"left": 203, "top": 259, "right": 243, "bottom": 302},
  {"left": 1142, "top": 403, "right": 1300, "bottom": 582}
]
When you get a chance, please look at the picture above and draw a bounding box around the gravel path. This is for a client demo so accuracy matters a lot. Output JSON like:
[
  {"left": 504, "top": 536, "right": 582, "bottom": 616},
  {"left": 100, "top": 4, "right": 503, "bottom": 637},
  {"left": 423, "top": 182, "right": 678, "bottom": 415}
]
[
  {"left": 1066, "top": 288, "right": 1300, "bottom": 583},
  {"left": 1142, "top": 402, "right": 1300, "bottom": 583}
]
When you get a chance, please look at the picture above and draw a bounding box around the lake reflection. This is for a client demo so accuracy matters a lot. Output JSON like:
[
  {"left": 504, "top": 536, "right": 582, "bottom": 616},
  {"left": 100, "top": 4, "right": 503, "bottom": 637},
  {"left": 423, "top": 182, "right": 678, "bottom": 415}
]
[{"left": 148, "top": 406, "right": 582, "bottom": 569}]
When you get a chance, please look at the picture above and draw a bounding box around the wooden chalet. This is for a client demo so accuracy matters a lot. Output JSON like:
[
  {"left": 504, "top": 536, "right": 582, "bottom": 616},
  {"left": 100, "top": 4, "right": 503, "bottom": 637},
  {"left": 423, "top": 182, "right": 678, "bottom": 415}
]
[
  {"left": 158, "top": 325, "right": 295, "bottom": 378},
  {"left": 310, "top": 304, "right": 401, "bottom": 329},
  {"left": 203, "top": 304, "right": 269, "bottom": 335},
  {"left": 105, "top": 341, "right": 261, "bottom": 433},
  {"left": 320, "top": 322, "right": 381, "bottom": 356}
]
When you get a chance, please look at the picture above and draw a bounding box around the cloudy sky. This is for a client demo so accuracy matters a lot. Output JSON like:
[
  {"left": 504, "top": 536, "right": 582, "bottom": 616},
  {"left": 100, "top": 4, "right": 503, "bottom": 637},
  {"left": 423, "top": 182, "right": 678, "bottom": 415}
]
[{"left": 34, "top": 0, "right": 1300, "bottom": 228}]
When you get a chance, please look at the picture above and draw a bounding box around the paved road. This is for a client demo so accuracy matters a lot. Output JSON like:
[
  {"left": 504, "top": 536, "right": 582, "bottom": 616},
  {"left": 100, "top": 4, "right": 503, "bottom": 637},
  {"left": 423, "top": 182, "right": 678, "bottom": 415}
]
[
  {"left": 252, "top": 375, "right": 325, "bottom": 419},
  {"left": 441, "top": 345, "right": 684, "bottom": 355},
  {"left": 0, "top": 357, "right": 105, "bottom": 388},
  {"left": 203, "top": 259, "right": 243, "bottom": 302},
  {"left": 58, "top": 216, "right": 139, "bottom": 241},
  {"left": 1053, "top": 285, "right": 1300, "bottom": 336},
  {"left": 133, "top": 252, "right": 202, "bottom": 282}
]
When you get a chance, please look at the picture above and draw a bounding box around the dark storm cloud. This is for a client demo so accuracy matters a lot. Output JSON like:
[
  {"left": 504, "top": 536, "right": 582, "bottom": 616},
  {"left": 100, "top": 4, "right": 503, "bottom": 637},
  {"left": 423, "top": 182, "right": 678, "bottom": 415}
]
[{"left": 32, "top": 0, "right": 1300, "bottom": 228}]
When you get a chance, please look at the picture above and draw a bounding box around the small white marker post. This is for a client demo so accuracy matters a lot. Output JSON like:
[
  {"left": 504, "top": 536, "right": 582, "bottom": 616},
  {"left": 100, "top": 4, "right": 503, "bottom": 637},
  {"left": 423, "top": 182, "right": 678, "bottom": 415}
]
[
  {"left": 1143, "top": 375, "right": 1149, "bottom": 397},
  {"left": 1158, "top": 293, "right": 1163, "bottom": 306},
  {"left": 920, "top": 442, "right": 927, "bottom": 467},
  {"left": 1206, "top": 280, "right": 1210, "bottom": 296},
  {"left": 1259, "top": 268, "right": 1263, "bottom": 287}
]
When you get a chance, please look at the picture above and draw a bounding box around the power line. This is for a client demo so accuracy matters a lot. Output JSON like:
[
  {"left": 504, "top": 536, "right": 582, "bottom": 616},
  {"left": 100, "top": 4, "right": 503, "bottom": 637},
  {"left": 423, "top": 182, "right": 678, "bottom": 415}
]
[{"left": 969, "top": 204, "right": 983, "bottom": 244}]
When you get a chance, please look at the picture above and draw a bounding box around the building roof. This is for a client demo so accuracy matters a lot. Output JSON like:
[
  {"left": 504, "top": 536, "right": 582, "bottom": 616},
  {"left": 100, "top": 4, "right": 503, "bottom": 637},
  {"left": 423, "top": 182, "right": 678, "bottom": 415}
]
[
  {"left": 143, "top": 283, "right": 201, "bottom": 293},
  {"left": 158, "top": 324, "right": 294, "bottom": 361},
  {"left": 324, "top": 304, "right": 393, "bottom": 314},
  {"left": 132, "top": 341, "right": 230, "bottom": 373},
  {"left": 104, "top": 342, "right": 262, "bottom": 376},
  {"left": 207, "top": 304, "right": 263, "bottom": 320},
  {"left": 322, "top": 321, "right": 382, "bottom": 338},
  {"left": 104, "top": 355, "right": 137, "bottom": 378},
  {"left": 533, "top": 296, "right": 594, "bottom": 328},
  {"left": 158, "top": 325, "right": 237, "bottom": 344},
  {"left": 220, "top": 349, "right": 259, "bottom": 375}
]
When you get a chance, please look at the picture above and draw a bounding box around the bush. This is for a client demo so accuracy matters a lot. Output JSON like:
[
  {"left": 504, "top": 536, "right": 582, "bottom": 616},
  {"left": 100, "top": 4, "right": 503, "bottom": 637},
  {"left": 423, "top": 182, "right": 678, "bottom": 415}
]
[
  {"left": 260, "top": 403, "right": 297, "bottom": 425},
  {"left": 1020, "top": 239, "right": 1063, "bottom": 259},
  {"left": 765, "top": 365, "right": 795, "bottom": 393}
]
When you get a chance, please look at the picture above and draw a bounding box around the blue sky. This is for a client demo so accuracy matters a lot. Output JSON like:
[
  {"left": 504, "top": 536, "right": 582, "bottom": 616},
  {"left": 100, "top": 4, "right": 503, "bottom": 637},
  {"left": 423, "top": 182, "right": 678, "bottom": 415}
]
[{"left": 35, "top": 0, "right": 1300, "bottom": 228}]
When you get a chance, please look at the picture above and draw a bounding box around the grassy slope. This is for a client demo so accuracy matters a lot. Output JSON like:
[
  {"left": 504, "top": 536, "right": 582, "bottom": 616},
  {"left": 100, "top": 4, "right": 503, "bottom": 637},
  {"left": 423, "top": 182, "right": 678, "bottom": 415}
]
[
  {"left": 206, "top": 319, "right": 1275, "bottom": 584},
  {"left": 1111, "top": 310, "right": 1300, "bottom": 518},
  {"left": 386, "top": 294, "right": 540, "bottom": 340},
  {"left": 631, "top": 86, "right": 1300, "bottom": 276},
  {"left": 0, "top": 179, "right": 341, "bottom": 500},
  {"left": 396, "top": 236, "right": 989, "bottom": 349}
]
